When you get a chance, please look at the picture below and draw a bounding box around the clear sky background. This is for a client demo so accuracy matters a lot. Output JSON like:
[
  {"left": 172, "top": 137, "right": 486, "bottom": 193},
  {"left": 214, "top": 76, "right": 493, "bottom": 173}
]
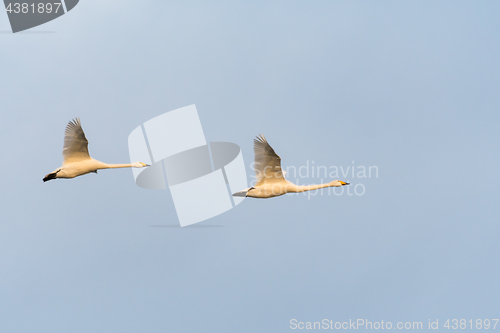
[{"left": 1, "top": 1, "right": 499, "bottom": 332}]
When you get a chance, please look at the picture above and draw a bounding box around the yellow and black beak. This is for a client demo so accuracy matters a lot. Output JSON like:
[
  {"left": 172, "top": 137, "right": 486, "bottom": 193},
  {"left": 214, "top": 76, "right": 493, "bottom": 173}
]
[{"left": 340, "top": 181, "right": 350, "bottom": 186}]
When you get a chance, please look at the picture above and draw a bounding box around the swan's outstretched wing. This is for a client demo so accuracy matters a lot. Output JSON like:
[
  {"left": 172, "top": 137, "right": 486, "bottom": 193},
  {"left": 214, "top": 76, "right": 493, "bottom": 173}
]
[
  {"left": 254, "top": 134, "right": 286, "bottom": 185},
  {"left": 62, "top": 118, "right": 91, "bottom": 164}
]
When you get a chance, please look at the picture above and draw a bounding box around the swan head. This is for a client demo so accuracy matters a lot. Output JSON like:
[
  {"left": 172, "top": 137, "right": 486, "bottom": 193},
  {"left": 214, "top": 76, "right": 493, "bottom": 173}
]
[
  {"left": 132, "top": 162, "right": 150, "bottom": 168},
  {"left": 330, "top": 180, "right": 350, "bottom": 187}
]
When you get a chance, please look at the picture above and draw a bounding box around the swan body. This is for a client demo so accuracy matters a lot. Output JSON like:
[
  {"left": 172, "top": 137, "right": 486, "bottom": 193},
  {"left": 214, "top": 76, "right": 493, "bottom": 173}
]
[
  {"left": 233, "top": 134, "right": 349, "bottom": 199},
  {"left": 43, "top": 118, "right": 148, "bottom": 182}
]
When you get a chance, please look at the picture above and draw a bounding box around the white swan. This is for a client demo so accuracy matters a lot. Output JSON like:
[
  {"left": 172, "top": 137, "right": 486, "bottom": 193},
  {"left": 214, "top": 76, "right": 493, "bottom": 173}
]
[
  {"left": 233, "top": 134, "right": 350, "bottom": 198},
  {"left": 43, "top": 118, "right": 149, "bottom": 182}
]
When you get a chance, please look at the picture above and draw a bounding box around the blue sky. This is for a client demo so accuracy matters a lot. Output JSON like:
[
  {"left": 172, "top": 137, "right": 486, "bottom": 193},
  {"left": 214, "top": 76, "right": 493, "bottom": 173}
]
[{"left": 1, "top": 1, "right": 499, "bottom": 332}]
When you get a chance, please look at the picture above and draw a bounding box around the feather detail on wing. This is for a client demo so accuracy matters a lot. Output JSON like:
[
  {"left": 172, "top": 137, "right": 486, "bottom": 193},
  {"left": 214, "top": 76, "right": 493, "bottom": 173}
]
[
  {"left": 62, "top": 118, "right": 91, "bottom": 164},
  {"left": 254, "top": 134, "right": 286, "bottom": 185}
]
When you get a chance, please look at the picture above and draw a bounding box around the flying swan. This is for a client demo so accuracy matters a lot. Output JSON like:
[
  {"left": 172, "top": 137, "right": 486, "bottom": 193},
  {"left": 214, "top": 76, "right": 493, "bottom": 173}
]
[
  {"left": 43, "top": 118, "right": 149, "bottom": 182},
  {"left": 233, "top": 134, "right": 350, "bottom": 198}
]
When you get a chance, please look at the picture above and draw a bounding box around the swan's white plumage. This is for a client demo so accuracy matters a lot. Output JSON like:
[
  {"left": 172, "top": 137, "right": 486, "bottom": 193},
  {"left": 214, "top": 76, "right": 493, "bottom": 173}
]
[
  {"left": 63, "top": 118, "right": 91, "bottom": 164},
  {"left": 253, "top": 134, "right": 286, "bottom": 185},
  {"left": 234, "top": 134, "right": 350, "bottom": 198},
  {"left": 43, "top": 118, "right": 148, "bottom": 182}
]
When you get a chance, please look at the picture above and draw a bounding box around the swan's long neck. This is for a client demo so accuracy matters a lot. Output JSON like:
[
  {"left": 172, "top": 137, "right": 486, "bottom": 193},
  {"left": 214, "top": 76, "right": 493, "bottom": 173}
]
[
  {"left": 91, "top": 159, "right": 143, "bottom": 170},
  {"left": 287, "top": 183, "right": 331, "bottom": 193},
  {"left": 100, "top": 163, "right": 134, "bottom": 169}
]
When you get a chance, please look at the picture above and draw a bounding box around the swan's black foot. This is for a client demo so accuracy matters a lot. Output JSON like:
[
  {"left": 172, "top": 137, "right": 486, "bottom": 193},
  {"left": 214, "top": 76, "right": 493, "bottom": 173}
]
[
  {"left": 43, "top": 169, "right": 61, "bottom": 182},
  {"left": 43, "top": 173, "right": 57, "bottom": 182}
]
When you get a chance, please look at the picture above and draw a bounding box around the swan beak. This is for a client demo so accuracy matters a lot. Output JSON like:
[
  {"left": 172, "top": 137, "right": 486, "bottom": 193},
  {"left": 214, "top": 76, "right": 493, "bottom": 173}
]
[{"left": 340, "top": 181, "right": 350, "bottom": 185}]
